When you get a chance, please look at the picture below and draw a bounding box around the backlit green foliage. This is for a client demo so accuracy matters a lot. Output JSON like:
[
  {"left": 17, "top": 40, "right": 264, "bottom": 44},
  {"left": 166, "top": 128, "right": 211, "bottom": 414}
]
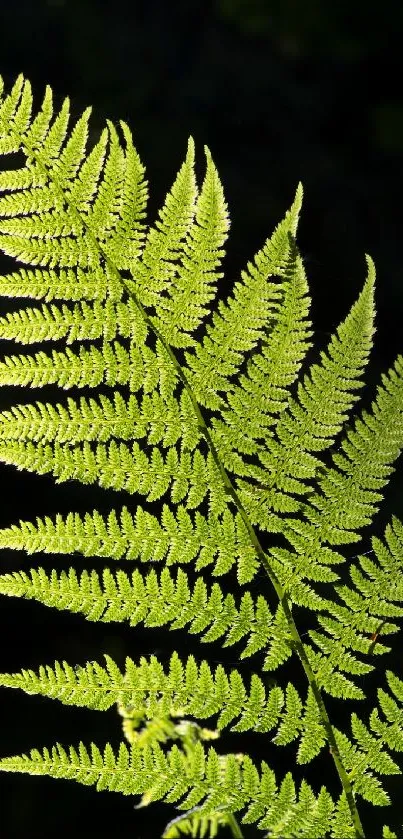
[{"left": 0, "top": 74, "right": 403, "bottom": 838}]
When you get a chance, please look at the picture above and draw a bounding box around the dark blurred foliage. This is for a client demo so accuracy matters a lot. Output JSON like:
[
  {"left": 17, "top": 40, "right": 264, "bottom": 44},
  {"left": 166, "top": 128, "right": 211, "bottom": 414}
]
[{"left": 1, "top": 1, "right": 403, "bottom": 836}]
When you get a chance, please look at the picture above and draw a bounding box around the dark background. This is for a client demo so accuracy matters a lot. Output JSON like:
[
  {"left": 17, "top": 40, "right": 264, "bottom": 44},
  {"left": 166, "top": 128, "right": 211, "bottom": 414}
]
[{"left": 0, "top": 1, "right": 403, "bottom": 837}]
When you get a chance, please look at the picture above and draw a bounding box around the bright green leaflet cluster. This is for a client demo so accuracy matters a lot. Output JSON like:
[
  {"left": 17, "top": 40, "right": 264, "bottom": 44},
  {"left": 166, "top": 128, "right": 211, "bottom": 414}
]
[{"left": 0, "top": 74, "right": 403, "bottom": 839}]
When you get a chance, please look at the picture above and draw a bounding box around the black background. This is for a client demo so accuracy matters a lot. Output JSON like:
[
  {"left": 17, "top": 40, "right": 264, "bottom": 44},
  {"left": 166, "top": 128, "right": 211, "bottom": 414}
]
[{"left": 0, "top": 1, "right": 403, "bottom": 837}]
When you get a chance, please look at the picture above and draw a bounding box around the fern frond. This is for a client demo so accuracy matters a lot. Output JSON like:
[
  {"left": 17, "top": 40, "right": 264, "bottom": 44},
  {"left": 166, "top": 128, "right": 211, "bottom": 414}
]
[
  {"left": 0, "top": 341, "right": 126, "bottom": 389},
  {"left": 236, "top": 257, "right": 376, "bottom": 531},
  {"left": 0, "top": 294, "right": 148, "bottom": 343},
  {"left": 1, "top": 74, "right": 403, "bottom": 839},
  {"left": 304, "top": 516, "right": 403, "bottom": 697},
  {"left": 0, "top": 75, "right": 34, "bottom": 154},
  {"left": 210, "top": 235, "right": 313, "bottom": 467},
  {"left": 125, "top": 142, "right": 229, "bottom": 349},
  {"left": 0, "top": 440, "right": 229, "bottom": 512},
  {"left": 124, "top": 138, "right": 197, "bottom": 308},
  {"left": 374, "top": 670, "right": 403, "bottom": 752},
  {"left": 0, "top": 503, "right": 260, "bottom": 580},
  {"left": 267, "top": 355, "right": 403, "bottom": 613},
  {"left": 236, "top": 331, "right": 403, "bottom": 660},
  {"left": 0, "top": 565, "right": 289, "bottom": 665},
  {"left": 0, "top": 651, "right": 286, "bottom": 737},
  {"left": 182, "top": 185, "right": 304, "bottom": 410},
  {"left": 0, "top": 79, "right": 147, "bottom": 279},
  {"left": 0, "top": 740, "right": 341, "bottom": 837},
  {"left": 334, "top": 726, "right": 392, "bottom": 807},
  {"left": 0, "top": 266, "right": 110, "bottom": 300},
  {"left": 0, "top": 389, "right": 200, "bottom": 450},
  {"left": 101, "top": 120, "right": 148, "bottom": 265},
  {"left": 0, "top": 648, "right": 330, "bottom": 767},
  {"left": 162, "top": 806, "right": 238, "bottom": 839},
  {"left": 306, "top": 356, "right": 403, "bottom": 541}
]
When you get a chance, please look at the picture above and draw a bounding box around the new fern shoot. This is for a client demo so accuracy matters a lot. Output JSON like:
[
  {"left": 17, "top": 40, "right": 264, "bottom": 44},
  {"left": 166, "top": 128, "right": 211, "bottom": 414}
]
[{"left": 0, "top": 74, "right": 402, "bottom": 839}]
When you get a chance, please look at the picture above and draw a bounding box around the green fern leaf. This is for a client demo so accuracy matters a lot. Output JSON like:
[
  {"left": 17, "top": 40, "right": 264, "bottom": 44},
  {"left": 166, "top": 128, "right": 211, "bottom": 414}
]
[{"left": 1, "top": 73, "right": 403, "bottom": 839}]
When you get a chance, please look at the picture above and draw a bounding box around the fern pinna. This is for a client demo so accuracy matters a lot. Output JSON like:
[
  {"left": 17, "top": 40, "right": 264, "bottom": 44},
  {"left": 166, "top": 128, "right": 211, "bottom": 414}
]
[{"left": 0, "top": 74, "right": 402, "bottom": 839}]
